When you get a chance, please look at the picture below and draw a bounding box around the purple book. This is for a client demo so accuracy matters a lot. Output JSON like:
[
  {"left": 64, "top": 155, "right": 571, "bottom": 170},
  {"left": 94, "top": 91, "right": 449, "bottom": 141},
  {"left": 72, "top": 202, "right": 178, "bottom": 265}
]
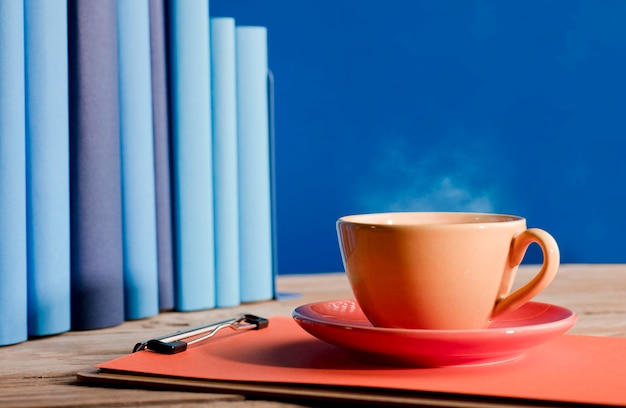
[
  {"left": 148, "top": 0, "right": 175, "bottom": 311},
  {"left": 67, "top": 0, "right": 125, "bottom": 330}
]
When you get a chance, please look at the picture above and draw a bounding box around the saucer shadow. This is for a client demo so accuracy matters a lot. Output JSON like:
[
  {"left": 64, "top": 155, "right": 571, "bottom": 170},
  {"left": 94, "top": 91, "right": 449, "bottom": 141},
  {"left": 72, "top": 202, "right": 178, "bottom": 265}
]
[{"left": 215, "top": 338, "right": 411, "bottom": 371}]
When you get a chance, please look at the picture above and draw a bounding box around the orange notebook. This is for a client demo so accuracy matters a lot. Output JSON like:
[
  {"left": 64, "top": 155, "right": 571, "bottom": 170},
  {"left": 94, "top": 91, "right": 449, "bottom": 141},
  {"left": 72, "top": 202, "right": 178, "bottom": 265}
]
[{"left": 80, "top": 317, "right": 626, "bottom": 407}]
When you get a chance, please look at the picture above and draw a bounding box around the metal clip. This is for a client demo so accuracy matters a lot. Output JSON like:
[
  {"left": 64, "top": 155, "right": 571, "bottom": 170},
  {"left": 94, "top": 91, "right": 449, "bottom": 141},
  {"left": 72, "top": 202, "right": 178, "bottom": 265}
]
[{"left": 133, "top": 314, "right": 269, "bottom": 354}]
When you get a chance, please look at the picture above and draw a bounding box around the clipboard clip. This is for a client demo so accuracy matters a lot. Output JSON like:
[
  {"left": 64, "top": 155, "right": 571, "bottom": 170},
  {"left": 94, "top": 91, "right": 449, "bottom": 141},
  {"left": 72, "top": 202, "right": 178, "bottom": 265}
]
[{"left": 132, "top": 314, "right": 269, "bottom": 354}]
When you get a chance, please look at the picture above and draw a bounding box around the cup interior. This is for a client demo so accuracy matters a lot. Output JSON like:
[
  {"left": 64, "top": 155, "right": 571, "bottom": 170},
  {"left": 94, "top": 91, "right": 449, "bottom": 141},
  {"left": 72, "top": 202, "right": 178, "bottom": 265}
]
[{"left": 339, "top": 212, "right": 523, "bottom": 227}]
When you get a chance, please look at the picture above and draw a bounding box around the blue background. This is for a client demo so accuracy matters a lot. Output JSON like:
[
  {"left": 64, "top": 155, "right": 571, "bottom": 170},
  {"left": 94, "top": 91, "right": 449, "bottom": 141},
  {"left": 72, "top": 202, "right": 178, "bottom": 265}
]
[{"left": 212, "top": 0, "right": 626, "bottom": 274}]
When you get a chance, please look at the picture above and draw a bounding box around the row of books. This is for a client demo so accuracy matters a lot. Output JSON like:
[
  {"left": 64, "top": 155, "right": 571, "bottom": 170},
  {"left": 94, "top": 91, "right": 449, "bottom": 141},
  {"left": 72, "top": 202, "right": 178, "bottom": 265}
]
[{"left": 0, "top": 0, "right": 275, "bottom": 346}]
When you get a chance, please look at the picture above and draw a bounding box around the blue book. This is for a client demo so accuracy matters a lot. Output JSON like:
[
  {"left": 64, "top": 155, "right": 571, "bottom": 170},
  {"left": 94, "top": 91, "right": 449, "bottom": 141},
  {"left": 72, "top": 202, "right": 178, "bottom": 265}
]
[
  {"left": 0, "top": 0, "right": 27, "bottom": 346},
  {"left": 117, "top": 0, "right": 159, "bottom": 320},
  {"left": 169, "top": 0, "right": 216, "bottom": 311},
  {"left": 68, "top": 0, "right": 125, "bottom": 330},
  {"left": 211, "top": 18, "right": 241, "bottom": 308},
  {"left": 148, "top": 0, "right": 175, "bottom": 311},
  {"left": 236, "top": 27, "right": 274, "bottom": 302},
  {"left": 24, "top": 0, "right": 71, "bottom": 336}
]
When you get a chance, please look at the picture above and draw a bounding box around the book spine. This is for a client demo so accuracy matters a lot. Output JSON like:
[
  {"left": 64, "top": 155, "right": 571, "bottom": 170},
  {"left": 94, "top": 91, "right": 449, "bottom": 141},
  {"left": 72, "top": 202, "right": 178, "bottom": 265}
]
[
  {"left": 236, "top": 27, "right": 274, "bottom": 302},
  {"left": 68, "top": 0, "right": 125, "bottom": 330},
  {"left": 0, "top": 0, "right": 28, "bottom": 346},
  {"left": 117, "top": 0, "right": 160, "bottom": 320},
  {"left": 148, "top": 0, "right": 175, "bottom": 311},
  {"left": 24, "top": 0, "right": 71, "bottom": 336},
  {"left": 211, "top": 18, "right": 241, "bottom": 308},
  {"left": 268, "top": 70, "right": 279, "bottom": 296},
  {"left": 169, "top": 0, "right": 216, "bottom": 311}
]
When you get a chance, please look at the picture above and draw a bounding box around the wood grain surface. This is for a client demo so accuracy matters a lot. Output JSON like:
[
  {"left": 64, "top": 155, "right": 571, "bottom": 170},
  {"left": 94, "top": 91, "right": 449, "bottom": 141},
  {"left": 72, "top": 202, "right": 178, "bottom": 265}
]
[{"left": 1, "top": 264, "right": 625, "bottom": 407}]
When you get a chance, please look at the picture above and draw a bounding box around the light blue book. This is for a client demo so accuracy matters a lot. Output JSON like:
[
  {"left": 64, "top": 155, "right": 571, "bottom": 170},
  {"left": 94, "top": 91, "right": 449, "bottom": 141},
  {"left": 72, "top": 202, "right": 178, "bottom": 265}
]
[
  {"left": 24, "top": 0, "right": 71, "bottom": 336},
  {"left": 211, "top": 18, "right": 241, "bottom": 308},
  {"left": 169, "top": 0, "right": 215, "bottom": 311},
  {"left": 0, "top": 0, "right": 27, "bottom": 346},
  {"left": 117, "top": 0, "right": 159, "bottom": 320},
  {"left": 236, "top": 27, "right": 274, "bottom": 302}
]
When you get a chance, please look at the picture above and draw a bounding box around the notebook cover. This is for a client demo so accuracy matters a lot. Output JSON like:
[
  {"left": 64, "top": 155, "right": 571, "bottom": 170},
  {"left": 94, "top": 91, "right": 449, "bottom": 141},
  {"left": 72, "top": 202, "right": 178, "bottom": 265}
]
[
  {"left": 90, "top": 317, "right": 626, "bottom": 407},
  {"left": 168, "top": 0, "right": 216, "bottom": 312},
  {"left": 24, "top": 0, "right": 71, "bottom": 336},
  {"left": 211, "top": 17, "right": 241, "bottom": 308},
  {"left": 117, "top": 0, "right": 159, "bottom": 321},
  {"left": 236, "top": 27, "right": 274, "bottom": 303},
  {"left": 0, "top": 0, "right": 27, "bottom": 346},
  {"left": 148, "top": 0, "right": 175, "bottom": 312},
  {"left": 67, "top": 0, "right": 125, "bottom": 330}
]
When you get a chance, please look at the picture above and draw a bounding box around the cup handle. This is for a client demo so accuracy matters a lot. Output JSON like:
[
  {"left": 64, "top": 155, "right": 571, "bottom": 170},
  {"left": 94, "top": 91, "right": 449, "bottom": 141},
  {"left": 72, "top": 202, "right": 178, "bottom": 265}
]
[{"left": 491, "top": 228, "right": 560, "bottom": 319}]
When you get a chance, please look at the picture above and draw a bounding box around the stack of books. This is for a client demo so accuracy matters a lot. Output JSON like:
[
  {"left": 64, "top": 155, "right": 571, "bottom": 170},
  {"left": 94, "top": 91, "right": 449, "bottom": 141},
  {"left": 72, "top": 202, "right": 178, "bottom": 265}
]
[{"left": 0, "top": 0, "right": 275, "bottom": 346}]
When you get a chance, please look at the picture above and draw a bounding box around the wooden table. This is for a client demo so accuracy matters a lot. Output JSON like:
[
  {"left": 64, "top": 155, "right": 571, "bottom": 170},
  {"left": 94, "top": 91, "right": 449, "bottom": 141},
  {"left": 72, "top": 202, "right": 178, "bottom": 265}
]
[{"left": 2, "top": 264, "right": 625, "bottom": 407}]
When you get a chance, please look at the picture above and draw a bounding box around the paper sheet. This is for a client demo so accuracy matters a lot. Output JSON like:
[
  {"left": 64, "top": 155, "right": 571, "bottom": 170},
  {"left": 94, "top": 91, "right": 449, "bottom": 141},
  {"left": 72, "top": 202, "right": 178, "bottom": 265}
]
[{"left": 97, "top": 317, "right": 626, "bottom": 406}]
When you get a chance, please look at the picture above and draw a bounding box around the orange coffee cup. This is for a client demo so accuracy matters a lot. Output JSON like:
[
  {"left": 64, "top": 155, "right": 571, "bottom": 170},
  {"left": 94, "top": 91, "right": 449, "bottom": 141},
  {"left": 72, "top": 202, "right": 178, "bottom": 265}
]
[{"left": 336, "top": 212, "right": 560, "bottom": 330}]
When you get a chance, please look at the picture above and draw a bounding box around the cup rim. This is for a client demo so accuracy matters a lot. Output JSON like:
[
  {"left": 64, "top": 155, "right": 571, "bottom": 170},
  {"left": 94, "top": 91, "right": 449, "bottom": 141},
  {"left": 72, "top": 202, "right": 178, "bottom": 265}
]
[{"left": 337, "top": 212, "right": 525, "bottom": 228}]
